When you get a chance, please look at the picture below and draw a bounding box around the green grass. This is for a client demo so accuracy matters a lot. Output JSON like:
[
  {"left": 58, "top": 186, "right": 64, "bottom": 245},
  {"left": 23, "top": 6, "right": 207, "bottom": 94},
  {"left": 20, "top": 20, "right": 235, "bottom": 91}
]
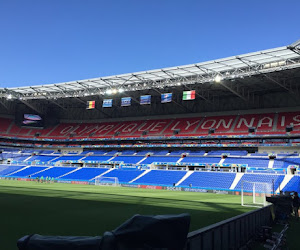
[{"left": 0, "top": 179, "right": 253, "bottom": 250}]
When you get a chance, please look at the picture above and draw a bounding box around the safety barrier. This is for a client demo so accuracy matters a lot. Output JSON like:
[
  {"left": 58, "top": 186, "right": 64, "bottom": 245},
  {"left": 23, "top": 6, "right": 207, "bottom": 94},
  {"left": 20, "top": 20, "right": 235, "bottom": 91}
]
[{"left": 187, "top": 205, "right": 273, "bottom": 249}]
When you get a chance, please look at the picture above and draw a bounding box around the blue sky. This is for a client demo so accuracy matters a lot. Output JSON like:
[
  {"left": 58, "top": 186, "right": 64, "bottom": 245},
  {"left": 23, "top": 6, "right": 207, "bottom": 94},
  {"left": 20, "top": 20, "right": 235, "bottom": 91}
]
[{"left": 0, "top": 0, "right": 299, "bottom": 88}]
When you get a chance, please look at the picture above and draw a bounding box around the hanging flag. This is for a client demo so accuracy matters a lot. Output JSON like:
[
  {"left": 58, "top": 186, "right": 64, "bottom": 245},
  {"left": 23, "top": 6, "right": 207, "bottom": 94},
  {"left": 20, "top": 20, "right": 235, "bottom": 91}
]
[
  {"left": 121, "top": 97, "right": 131, "bottom": 107},
  {"left": 103, "top": 99, "right": 113, "bottom": 108},
  {"left": 182, "top": 90, "right": 196, "bottom": 100},
  {"left": 161, "top": 93, "right": 172, "bottom": 103},
  {"left": 86, "top": 101, "right": 95, "bottom": 109},
  {"left": 140, "top": 95, "right": 151, "bottom": 105}
]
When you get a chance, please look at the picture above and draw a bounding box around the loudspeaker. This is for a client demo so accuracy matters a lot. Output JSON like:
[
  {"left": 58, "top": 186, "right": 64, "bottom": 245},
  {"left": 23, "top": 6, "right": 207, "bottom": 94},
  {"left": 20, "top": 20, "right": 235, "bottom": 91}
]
[
  {"left": 286, "top": 125, "right": 293, "bottom": 132},
  {"left": 142, "top": 131, "right": 148, "bottom": 136},
  {"left": 173, "top": 129, "right": 180, "bottom": 135},
  {"left": 248, "top": 127, "right": 256, "bottom": 133},
  {"left": 35, "top": 132, "right": 41, "bottom": 137},
  {"left": 208, "top": 128, "right": 215, "bottom": 134},
  {"left": 114, "top": 131, "right": 120, "bottom": 136},
  {"left": 57, "top": 149, "right": 61, "bottom": 153}
]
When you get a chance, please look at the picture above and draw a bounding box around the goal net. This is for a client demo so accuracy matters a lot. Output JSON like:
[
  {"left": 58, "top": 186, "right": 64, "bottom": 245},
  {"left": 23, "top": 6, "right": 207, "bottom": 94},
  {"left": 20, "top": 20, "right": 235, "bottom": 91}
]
[
  {"left": 241, "top": 181, "right": 272, "bottom": 207},
  {"left": 95, "top": 176, "right": 119, "bottom": 187}
]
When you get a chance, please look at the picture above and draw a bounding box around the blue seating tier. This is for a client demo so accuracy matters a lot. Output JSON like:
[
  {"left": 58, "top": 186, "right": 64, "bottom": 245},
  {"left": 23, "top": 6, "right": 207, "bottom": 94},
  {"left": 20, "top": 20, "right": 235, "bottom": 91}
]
[
  {"left": 0, "top": 165, "right": 25, "bottom": 176},
  {"left": 180, "top": 172, "right": 236, "bottom": 189},
  {"left": 8, "top": 166, "right": 48, "bottom": 177},
  {"left": 103, "top": 169, "right": 145, "bottom": 183},
  {"left": 31, "top": 167, "right": 77, "bottom": 178},
  {"left": 181, "top": 157, "right": 220, "bottom": 164},
  {"left": 235, "top": 174, "right": 285, "bottom": 191},
  {"left": 61, "top": 168, "right": 108, "bottom": 181},
  {"left": 111, "top": 156, "right": 144, "bottom": 164},
  {"left": 282, "top": 176, "right": 300, "bottom": 193},
  {"left": 132, "top": 170, "right": 186, "bottom": 186},
  {"left": 142, "top": 156, "right": 180, "bottom": 164}
]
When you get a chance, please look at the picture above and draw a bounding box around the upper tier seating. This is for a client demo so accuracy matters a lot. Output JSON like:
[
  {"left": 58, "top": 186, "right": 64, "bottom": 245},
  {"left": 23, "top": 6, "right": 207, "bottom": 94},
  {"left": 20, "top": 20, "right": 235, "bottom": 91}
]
[
  {"left": 51, "top": 155, "right": 84, "bottom": 162},
  {"left": 223, "top": 158, "right": 269, "bottom": 168},
  {"left": 27, "top": 155, "right": 59, "bottom": 163},
  {"left": 273, "top": 158, "right": 300, "bottom": 168},
  {"left": 181, "top": 157, "right": 221, "bottom": 164},
  {"left": 207, "top": 150, "right": 248, "bottom": 156},
  {"left": 180, "top": 172, "right": 236, "bottom": 189},
  {"left": 111, "top": 156, "right": 145, "bottom": 164},
  {"left": 132, "top": 170, "right": 186, "bottom": 186},
  {"left": 2, "top": 110, "right": 300, "bottom": 140},
  {"left": 82, "top": 156, "right": 112, "bottom": 162},
  {"left": 142, "top": 156, "right": 180, "bottom": 164}
]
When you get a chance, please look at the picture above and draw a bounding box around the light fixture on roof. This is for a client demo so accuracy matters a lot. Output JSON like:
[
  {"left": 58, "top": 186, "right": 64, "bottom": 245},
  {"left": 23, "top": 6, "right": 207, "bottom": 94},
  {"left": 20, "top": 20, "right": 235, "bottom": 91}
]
[
  {"left": 112, "top": 89, "right": 117, "bottom": 94},
  {"left": 177, "top": 82, "right": 181, "bottom": 86},
  {"left": 119, "top": 88, "right": 124, "bottom": 93},
  {"left": 214, "top": 75, "right": 222, "bottom": 83},
  {"left": 106, "top": 89, "right": 112, "bottom": 95},
  {"left": 7, "top": 94, "right": 12, "bottom": 100}
]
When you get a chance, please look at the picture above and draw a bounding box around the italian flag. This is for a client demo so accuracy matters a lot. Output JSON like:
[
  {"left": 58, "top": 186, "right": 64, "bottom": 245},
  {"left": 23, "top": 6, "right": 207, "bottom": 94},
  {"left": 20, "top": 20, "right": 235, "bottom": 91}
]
[{"left": 183, "top": 90, "right": 195, "bottom": 100}]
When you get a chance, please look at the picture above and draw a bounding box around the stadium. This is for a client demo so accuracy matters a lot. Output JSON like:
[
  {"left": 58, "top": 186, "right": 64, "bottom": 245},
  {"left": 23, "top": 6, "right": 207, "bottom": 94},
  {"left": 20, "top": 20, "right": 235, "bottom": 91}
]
[{"left": 1, "top": 38, "right": 300, "bottom": 249}]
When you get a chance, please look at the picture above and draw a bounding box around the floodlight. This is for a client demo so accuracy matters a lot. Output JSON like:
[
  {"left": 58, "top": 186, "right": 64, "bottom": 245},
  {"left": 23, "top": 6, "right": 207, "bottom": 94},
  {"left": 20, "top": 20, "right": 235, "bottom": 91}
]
[
  {"left": 7, "top": 94, "right": 12, "bottom": 100},
  {"left": 119, "top": 88, "right": 124, "bottom": 93},
  {"left": 112, "top": 89, "right": 117, "bottom": 94},
  {"left": 106, "top": 89, "right": 112, "bottom": 95},
  {"left": 214, "top": 75, "right": 222, "bottom": 83}
]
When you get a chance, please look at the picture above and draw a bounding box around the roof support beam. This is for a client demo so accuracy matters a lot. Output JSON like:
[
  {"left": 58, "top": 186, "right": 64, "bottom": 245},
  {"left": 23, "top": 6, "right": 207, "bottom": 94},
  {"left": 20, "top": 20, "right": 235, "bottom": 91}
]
[
  {"left": 219, "top": 81, "right": 249, "bottom": 102},
  {"left": 0, "top": 99, "right": 10, "bottom": 111},
  {"left": 19, "top": 99, "right": 44, "bottom": 114}
]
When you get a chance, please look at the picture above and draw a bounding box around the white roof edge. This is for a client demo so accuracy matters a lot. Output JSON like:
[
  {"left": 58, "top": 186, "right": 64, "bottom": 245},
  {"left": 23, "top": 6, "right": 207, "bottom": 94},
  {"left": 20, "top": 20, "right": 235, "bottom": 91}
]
[{"left": 4, "top": 42, "right": 300, "bottom": 93}]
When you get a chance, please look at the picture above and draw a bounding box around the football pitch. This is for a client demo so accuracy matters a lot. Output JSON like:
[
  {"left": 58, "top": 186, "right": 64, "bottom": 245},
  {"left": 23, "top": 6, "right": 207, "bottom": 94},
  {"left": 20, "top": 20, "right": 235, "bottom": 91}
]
[{"left": 0, "top": 180, "right": 253, "bottom": 249}]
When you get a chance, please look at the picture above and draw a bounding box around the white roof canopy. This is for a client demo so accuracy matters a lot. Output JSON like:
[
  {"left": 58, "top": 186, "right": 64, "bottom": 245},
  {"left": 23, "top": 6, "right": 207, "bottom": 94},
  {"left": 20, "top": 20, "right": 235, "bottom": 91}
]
[{"left": 1, "top": 39, "right": 300, "bottom": 99}]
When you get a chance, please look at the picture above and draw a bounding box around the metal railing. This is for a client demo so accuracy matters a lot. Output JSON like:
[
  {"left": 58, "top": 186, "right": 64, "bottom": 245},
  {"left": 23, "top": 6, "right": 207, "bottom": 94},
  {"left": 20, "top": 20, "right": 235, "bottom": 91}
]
[{"left": 187, "top": 205, "right": 273, "bottom": 250}]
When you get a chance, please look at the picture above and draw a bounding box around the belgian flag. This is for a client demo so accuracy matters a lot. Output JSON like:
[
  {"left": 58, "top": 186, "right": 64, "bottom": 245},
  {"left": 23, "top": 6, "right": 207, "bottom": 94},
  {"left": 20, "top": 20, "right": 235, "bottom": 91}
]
[{"left": 86, "top": 101, "right": 95, "bottom": 109}]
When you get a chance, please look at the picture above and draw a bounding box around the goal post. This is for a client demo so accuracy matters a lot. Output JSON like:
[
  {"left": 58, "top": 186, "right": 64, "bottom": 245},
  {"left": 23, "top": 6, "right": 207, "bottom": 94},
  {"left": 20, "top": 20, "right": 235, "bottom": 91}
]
[
  {"left": 95, "top": 176, "right": 119, "bottom": 187},
  {"left": 241, "top": 181, "right": 272, "bottom": 207}
]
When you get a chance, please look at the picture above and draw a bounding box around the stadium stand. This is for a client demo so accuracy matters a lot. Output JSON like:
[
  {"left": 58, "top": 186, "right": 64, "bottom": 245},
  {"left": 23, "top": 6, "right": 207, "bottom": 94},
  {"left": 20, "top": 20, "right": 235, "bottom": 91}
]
[
  {"left": 8, "top": 166, "right": 49, "bottom": 177},
  {"left": 235, "top": 174, "right": 285, "bottom": 191},
  {"left": 60, "top": 167, "right": 108, "bottom": 180},
  {"left": 103, "top": 169, "right": 145, "bottom": 183},
  {"left": 132, "top": 170, "right": 187, "bottom": 186},
  {"left": 180, "top": 172, "right": 236, "bottom": 189},
  {"left": 1, "top": 111, "right": 300, "bottom": 140},
  {"left": 0, "top": 165, "right": 26, "bottom": 176},
  {"left": 31, "top": 167, "right": 77, "bottom": 178}
]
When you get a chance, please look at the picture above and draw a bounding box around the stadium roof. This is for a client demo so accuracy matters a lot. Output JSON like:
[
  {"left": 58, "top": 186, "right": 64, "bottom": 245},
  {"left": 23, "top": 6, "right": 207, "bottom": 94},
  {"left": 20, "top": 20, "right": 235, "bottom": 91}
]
[{"left": 1, "top": 39, "right": 300, "bottom": 100}]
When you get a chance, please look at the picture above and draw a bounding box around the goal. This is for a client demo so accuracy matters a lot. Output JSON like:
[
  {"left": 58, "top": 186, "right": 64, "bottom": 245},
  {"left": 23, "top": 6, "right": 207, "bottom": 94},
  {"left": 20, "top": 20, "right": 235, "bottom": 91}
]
[
  {"left": 95, "top": 176, "right": 119, "bottom": 187},
  {"left": 241, "top": 181, "right": 272, "bottom": 207}
]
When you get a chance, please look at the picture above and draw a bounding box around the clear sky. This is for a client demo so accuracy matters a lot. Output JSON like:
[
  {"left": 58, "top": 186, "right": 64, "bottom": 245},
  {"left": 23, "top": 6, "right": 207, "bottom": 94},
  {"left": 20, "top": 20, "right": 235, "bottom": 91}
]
[{"left": 0, "top": 0, "right": 299, "bottom": 88}]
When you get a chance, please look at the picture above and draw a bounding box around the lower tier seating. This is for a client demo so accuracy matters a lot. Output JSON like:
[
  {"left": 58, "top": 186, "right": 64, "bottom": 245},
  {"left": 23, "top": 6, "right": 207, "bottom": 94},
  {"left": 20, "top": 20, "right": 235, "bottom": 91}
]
[
  {"left": 102, "top": 169, "right": 145, "bottom": 183},
  {"left": 31, "top": 167, "right": 77, "bottom": 178},
  {"left": 0, "top": 165, "right": 25, "bottom": 176},
  {"left": 180, "top": 172, "right": 236, "bottom": 189},
  {"left": 235, "top": 174, "right": 285, "bottom": 191},
  {"left": 132, "top": 170, "right": 186, "bottom": 186},
  {"left": 61, "top": 167, "right": 108, "bottom": 181},
  {"left": 8, "top": 166, "right": 48, "bottom": 177},
  {"left": 282, "top": 176, "right": 300, "bottom": 193}
]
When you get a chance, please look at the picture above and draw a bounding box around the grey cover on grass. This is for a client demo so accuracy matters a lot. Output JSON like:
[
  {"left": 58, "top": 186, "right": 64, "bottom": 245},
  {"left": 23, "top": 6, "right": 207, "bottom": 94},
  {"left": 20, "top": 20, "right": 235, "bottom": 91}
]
[{"left": 17, "top": 213, "right": 190, "bottom": 250}]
